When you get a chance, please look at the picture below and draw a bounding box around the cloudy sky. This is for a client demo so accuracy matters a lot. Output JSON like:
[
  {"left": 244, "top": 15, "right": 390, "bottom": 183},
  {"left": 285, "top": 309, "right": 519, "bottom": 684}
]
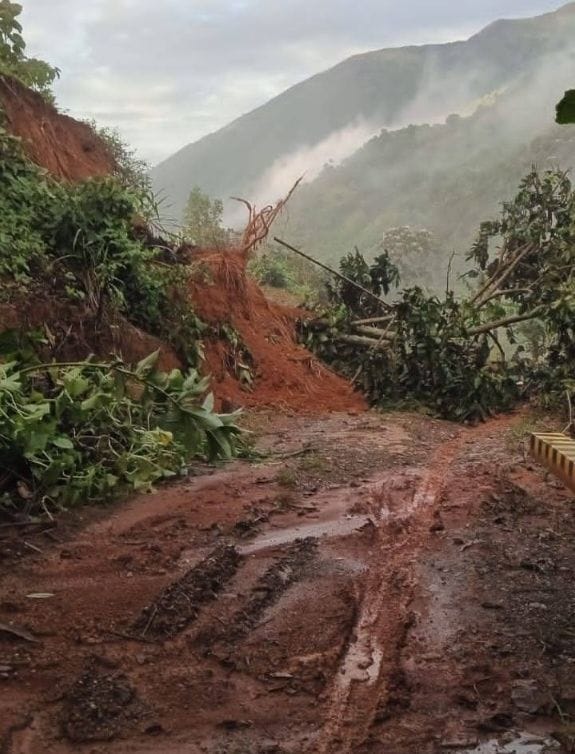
[{"left": 21, "top": 0, "right": 566, "bottom": 165}]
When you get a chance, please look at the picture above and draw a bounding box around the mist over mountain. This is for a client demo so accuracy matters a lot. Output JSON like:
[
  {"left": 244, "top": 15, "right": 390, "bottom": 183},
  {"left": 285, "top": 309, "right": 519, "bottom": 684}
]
[
  {"left": 151, "top": 2, "right": 575, "bottom": 231},
  {"left": 275, "top": 46, "right": 575, "bottom": 284}
]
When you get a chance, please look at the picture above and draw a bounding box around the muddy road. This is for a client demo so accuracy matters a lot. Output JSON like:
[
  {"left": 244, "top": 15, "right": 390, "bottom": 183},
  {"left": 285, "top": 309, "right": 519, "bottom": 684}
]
[{"left": 1, "top": 411, "right": 574, "bottom": 754}]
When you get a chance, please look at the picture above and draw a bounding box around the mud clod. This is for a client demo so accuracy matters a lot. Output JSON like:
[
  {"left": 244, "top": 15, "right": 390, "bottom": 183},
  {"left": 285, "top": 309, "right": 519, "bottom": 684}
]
[{"left": 61, "top": 669, "right": 143, "bottom": 743}]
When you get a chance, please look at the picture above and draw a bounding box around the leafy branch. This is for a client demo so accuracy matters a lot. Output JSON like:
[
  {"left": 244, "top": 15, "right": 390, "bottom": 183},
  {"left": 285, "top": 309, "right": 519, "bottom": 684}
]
[{"left": 0, "top": 350, "right": 241, "bottom": 514}]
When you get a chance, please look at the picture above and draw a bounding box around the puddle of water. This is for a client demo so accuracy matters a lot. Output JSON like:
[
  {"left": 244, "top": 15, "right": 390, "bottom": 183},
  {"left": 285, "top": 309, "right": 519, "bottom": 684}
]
[
  {"left": 181, "top": 464, "right": 439, "bottom": 561},
  {"left": 462, "top": 733, "right": 559, "bottom": 753},
  {"left": 239, "top": 515, "right": 369, "bottom": 554}
]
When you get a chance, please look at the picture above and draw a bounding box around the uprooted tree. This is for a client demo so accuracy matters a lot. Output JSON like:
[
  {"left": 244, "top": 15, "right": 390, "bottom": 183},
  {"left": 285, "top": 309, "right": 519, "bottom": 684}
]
[{"left": 300, "top": 168, "right": 575, "bottom": 421}]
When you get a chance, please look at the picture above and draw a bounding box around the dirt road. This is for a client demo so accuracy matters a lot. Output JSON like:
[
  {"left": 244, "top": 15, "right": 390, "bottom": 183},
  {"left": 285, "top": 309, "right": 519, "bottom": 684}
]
[{"left": 1, "top": 410, "right": 574, "bottom": 753}]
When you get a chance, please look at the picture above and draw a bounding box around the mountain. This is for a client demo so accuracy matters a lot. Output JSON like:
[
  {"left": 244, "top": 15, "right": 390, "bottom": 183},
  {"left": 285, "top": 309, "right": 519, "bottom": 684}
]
[
  {"left": 275, "top": 59, "right": 575, "bottom": 286},
  {"left": 151, "top": 2, "right": 575, "bottom": 224}
]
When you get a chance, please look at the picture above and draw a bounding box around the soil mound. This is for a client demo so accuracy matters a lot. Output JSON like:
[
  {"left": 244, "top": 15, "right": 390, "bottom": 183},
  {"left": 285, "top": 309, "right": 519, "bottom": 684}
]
[
  {"left": 0, "top": 76, "right": 115, "bottom": 181},
  {"left": 0, "top": 298, "right": 181, "bottom": 374},
  {"left": 189, "top": 248, "right": 366, "bottom": 413}
]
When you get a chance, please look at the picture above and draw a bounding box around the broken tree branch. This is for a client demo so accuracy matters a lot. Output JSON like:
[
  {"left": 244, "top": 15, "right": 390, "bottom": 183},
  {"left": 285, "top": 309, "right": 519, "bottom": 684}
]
[
  {"left": 477, "top": 287, "right": 532, "bottom": 306},
  {"left": 274, "top": 237, "right": 392, "bottom": 312},
  {"left": 354, "top": 325, "right": 396, "bottom": 340},
  {"left": 336, "top": 334, "right": 390, "bottom": 351},
  {"left": 467, "top": 306, "right": 543, "bottom": 336},
  {"left": 306, "top": 319, "right": 395, "bottom": 341},
  {"left": 446, "top": 250, "right": 456, "bottom": 296},
  {"left": 351, "top": 316, "right": 394, "bottom": 326},
  {"left": 472, "top": 243, "right": 534, "bottom": 307}
]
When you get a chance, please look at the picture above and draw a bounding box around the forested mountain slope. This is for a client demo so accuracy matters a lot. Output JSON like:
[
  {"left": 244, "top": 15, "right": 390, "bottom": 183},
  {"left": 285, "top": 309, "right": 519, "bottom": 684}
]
[
  {"left": 151, "top": 2, "right": 575, "bottom": 223},
  {"left": 277, "top": 64, "right": 575, "bottom": 281}
]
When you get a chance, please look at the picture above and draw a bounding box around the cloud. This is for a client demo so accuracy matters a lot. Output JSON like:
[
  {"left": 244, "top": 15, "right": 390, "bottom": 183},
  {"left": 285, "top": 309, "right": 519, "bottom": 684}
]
[{"left": 19, "top": 0, "right": 566, "bottom": 164}]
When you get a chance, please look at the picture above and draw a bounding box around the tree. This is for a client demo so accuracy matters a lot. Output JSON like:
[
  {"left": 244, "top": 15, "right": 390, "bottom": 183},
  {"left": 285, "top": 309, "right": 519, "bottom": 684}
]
[
  {"left": 556, "top": 90, "right": 575, "bottom": 124},
  {"left": 0, "top": 1, "right": 60, "bottom": 99},
  {"left": 182, "top": 186, "right": 228, "bottom": 247},
  {"left": 381, "top": 226, "right": 442, "bottom": 291}
]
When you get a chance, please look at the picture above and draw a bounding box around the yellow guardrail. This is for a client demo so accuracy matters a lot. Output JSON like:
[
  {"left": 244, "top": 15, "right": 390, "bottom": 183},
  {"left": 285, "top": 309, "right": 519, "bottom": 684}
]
[{"left": 530, "top": 432, "right": 575, "bottom": 493}]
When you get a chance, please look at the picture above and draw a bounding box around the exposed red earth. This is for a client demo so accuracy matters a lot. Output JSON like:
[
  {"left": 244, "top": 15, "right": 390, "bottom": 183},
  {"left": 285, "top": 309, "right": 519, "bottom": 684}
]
[
  {"left": 0, "top": 77, "right": 116, "bottom": 182},
  {"left": 188, "top": 248, "right": 366, "bottom": 413},
  {"left": 1, "top": 409, "right": 574, "bottom": 754},
  {"left": 0, "top": 79, "right": 363, "bottom": 412}
]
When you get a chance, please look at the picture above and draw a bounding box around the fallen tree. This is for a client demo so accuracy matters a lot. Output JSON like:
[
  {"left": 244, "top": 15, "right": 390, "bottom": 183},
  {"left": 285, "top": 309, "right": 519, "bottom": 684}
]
[{"left": 281, "top": 168, "right": 575, "bottom": 422}]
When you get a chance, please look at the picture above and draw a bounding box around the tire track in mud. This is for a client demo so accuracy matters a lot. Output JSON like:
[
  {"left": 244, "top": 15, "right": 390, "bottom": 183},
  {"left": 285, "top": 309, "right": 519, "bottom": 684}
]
[
  {"left": 211, "top": 537, "right": 318, "bottom": 650},
  {"left": 313, "top": 435, "right": 464, "bottom": 754},
  {"left": 1, "top": 414, "right": 529, "bottom": 754},
  {"left": 132, "top": 545, "right": 242, "bottom": 640}
]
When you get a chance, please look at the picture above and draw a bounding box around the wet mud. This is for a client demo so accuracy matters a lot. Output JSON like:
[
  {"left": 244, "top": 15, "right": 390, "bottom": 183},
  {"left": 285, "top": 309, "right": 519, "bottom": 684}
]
[{"left": 0, "top": 410, "right": 574, "bottom": 753}]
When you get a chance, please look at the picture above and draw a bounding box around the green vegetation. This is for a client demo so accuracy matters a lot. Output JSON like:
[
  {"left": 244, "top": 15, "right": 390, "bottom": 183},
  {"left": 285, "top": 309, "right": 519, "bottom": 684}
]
[
  {"left": 248, "top": 243, "right": 327, "bottom": 302},
  {"left": 0, "top": 113, "right": 240, "bottom": 515},
  {"left": 0, "top": 126, "right": 201, "bottom": 357},
  {"left": 556, "top": 90, "right": 575, "bottom": 124},
  {"left": 249, "top": 250, "right": 293, "bottom": 289},
  {"left": 304, "top": 168, "right": 575, "bottom": 422},
  {"left": 0, "top": 1, "right": 59, "bottom": 99},
  {"left": 86, "top": 121, "right": 153, "bottom": 197},
  {"left": 0, "top": 348, "right": 239, "bottom": 511},
  {"left": 281, "top": 96, "right": 575, "bottom": 286},
  {"left": 182, "top": 186, "right": 229, "bottom": 247}
]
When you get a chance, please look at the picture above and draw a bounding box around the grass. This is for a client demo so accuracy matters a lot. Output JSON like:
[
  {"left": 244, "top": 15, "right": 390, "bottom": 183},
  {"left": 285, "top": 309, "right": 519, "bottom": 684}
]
[
  {"left": 276, "top": 468, "right": 297, "bottom": 488},
  {"left": 505, "top": 411, "right": 556, "bottom": 452},
  {"left": 298, "top": 452, "right": 331, "bottom": 474}
]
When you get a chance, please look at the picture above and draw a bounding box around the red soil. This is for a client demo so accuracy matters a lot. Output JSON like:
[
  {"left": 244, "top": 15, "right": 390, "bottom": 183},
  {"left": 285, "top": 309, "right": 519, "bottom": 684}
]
[
  {"left": 0, "top": 299, "right": 181, "bottom": 374},
  {"left": 189, "top": 248, "right": 366, "bottom": 413},
  {"left": 2, "top": 411, "right": 573, "bottom": 753},
  {"left": 0, "top": 76, "right": 362, "bottom": 413},
  {"left": 0, "top": 76, "right": 115, "bottom": 181}
]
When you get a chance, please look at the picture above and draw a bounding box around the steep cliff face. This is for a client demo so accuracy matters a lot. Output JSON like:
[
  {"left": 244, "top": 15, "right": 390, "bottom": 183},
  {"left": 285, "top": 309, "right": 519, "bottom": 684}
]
[{"left": 0, "top": 76, "right": 115, "bottom": 181}]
